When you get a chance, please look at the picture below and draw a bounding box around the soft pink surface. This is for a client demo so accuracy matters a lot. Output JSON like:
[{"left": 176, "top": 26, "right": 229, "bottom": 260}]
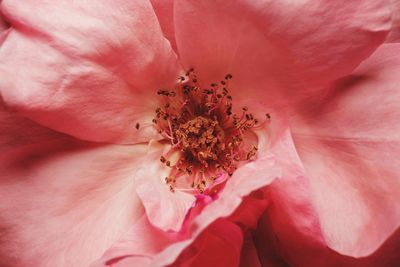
[
  {"left": 252, "top": 123, "right": 325, "bottom": 267},
  {"left": 150, "top": 0, "right": 177, "bottom": 52},
  {"left": 134, "top": 141, "right": 196, "bottom": 232},
  {"left": 290, "top": 43, "right": 400, "bottom": 257},
  {"left": 94, "top": 218, "right": 243, "bottom": 267},
  {"left": 131, "top": 105, "right": 281, "bottom": 231},
  {"left": 0, "top": 106, "right": 146, "bottom": 267},
  {"left": 169, "top": 219, "right": 244, "bottom": 267},
  {"left": 0, "top": 0, "right": 179, "bottom": 144},
  {"left": 256, "top": 211, "right": 400, "bottom": 267},
  {"left": 91, "top": 215, "right": 176, "bottom": 267},
  {"left": 173, "top": 0, "right": 390, "bottom": 107},
  {"left": 0, "top": 0, "right": 399, "bottom": 266},
  {"left": 387, "top": 0, "right": 400, "bottom": 42},
  {"left": 239, "top": 232, "right": 262, "bottom": 267},
  {"left": 93, "top": 123, "right": 281, "bottom": 266},
  {"left": 0, "top": 2, "right": 8, "bottom": 33}
]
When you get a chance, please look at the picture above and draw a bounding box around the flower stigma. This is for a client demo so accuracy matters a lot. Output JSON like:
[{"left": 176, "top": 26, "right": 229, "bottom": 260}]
[{"left": 153, "top": 69, "right": 268, "bottom": 194}]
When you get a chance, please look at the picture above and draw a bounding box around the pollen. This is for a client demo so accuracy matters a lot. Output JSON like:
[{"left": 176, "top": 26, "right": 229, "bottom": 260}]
[{"left": 153, "top": 69, "right": 268, "bottom": 194}]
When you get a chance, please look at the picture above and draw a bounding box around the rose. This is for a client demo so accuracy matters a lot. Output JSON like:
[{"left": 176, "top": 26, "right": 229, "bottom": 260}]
[{"left": 1, "top": 1, "right": 400, "bottom": 267}]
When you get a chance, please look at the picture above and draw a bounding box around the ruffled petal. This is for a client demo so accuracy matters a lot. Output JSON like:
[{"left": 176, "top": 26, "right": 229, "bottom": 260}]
[
  {"left": 91, "top": 215, "right": 176, "bottom": 267},
  {"left": 169, "top": 219, "right": 243, "bottom": 267},
  {"left": 256, "top": 213, "right": 400, "bottom": 267},
  {"left": 290, "top": 43, "right": 400, "bottom": 257},
  {"left": 0, "top": 3, "right": 9, "bottom": 33},
  {"left": 147, "top": 126, "right": 281, "bottom": 266},
  {"left": 92, "top": 215, "right": 180, "bottom": 267},
  {"left": 94, "top": 122, "right": 281, "bottom": 266},
  {"left": 134, "top": 141, "right": 196, "bottom": 232},
  {"left": 173, "top": 0, "right": 390, "bottom": 107},
  {"left": 229, "top": 191, "right": 269, "bottom": 230},
  {"left": 251, "top": 124, "right": 326, "bottom": 267},
  {"left": 0, "top": 108, "right": 147, "bottom": 267},
  {"left": 95, "top": 219, "right": 243, "bottom": 267},
  {"left": 387, "top": 0, "right": 400, "bottom": 42},
  {"left": 0, "top": 0, "right": 179, "bottom": 143},
  {"left": 239, "top": 232, "right": 262, "bottom": 267},
  {"left": 150, "top": 0, "right": 177, "bottom": 52}
]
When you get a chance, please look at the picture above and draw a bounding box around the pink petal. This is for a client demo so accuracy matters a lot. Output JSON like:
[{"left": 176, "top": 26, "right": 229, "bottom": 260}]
[
  {"left": 170, "top": 219, "right": 243, "bottom": 267},
  {"left": 290, "top": 43, "right": 400, "bottom": 257},
  {"left": 95, "top": 123, "right": 282, "bottom": 266},
  {"left": 254, "top": 126, "right": 326, "bottom": 267},
  {"left": 253, "top": 214, "right": 296, "bottom": 267},
  {"left": 93, "top": 215, "right": 181, "bottom": 267},
  {"left": 254, "top": 118, "right": 400, "bottom": 266},
  {"left": 134, "top": 141, "right": 196, "bottom": 232},
  {"left": 362, "top": 228, "right": 400, "bottom": 266},
  {"left": 0, "top": 108, "right": 147, "bottom": 266},
  {"left": 255, "top": 210, "right": 332, "bottom": 267},
  {"left": 0, "top": 3, "right": 9, "bottom": 33},
  {"left": 91, "top": 215, "right": 176, "bottom": 267},
  {"left": 135, "top": 115, "right": 281, "bottom": 233},
  {"left": 96, "top": 219, "right": 243, "bottom": 267},
  {"left": 229, "top": 191, "right": 270, "bottom": 230},
  {"left": 173, "top": 0, "right": 390, "bottom": 107},
  {"left": 0, "top": 0, "right": 178, "bottom": 143},
  {"left": 181, "top": 125, "right": 279, "bottom": 231},
  {"left": 239, "top": 232, "right": 262, "bottom": 267},
  {"left": 256, "top": 213, "right": 400, "bottom": 266},
  {"left": 150, "top": 0, "right": 177, "bottom": 52},
  {"left": 387, "top": 0, "right": 400, "bottom": 42},
  {"left": 149, "top": 126, "right": 281, "bottom": 266}
]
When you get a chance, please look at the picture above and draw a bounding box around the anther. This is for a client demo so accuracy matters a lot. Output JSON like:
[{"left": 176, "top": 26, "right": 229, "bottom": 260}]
[
  {"left": 225, "top": 74, "right": 233, "bottom": 80},
  {"left": 135, "top": 123, "right": 140, "bottom": 130},
  {"left": 154, "top": 69, "right": 260, "bottom": 194}
]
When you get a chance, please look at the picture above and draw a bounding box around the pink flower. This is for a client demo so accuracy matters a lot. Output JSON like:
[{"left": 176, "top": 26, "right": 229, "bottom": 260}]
[{"left": 0, "top": 1, "right": 400, "bottom": 267}]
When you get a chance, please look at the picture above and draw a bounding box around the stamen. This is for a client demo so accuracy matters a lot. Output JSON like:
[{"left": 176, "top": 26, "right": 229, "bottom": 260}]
[{"left": 153, "top": 69, "right": 268, "bottom": 194}]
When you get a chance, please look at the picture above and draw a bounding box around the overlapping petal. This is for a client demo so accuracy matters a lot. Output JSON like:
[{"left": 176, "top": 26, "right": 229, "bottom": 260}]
[
  {"left": 173, "top": 0, "right": 391, "bottom": 108},
  {"left": 0, "top": 0, "right": 179, "bottom": 143},
  {"left": 170, "top": 219, "right": 244, "bottom": 267},
  {"left": 150, "top": 0, "right": 177, "bottom": 52},
  {"left": 289, "top": 43, "right": 400, "bottom": 257},
  {"left": 91, "top": 215, "right": 176, "bottom": 267},
  {"left": 253, "top": 125, "right": 325, "bottom": 267},
  {"left": 387, "top": 0, "right": 400, "bottom": 42},
  {"left": 0, "top": 107, "right": 147, "bottom": 267},
  {"left": 239, "top": 232, "right": 262, "bottom": 267},
  {"left": 1, "top": 1, "right": 398, "bottom": 266},
  {"left": 94, "top": 122, "right": 282, "bottom": 266},
  {"left": 134, "top": 141, "right": 196, "bottom": 232},
  {"left": 0, "top": 3, "right": 8, "bottom": 33}
]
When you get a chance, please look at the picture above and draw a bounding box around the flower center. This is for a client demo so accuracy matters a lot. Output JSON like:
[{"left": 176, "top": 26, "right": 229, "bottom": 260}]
[
  {"left": 175, "top": 116, "right": 225, "bottom": 164},
  {"left": 153, "top": 69, "right": 265, "bottom": 194}
]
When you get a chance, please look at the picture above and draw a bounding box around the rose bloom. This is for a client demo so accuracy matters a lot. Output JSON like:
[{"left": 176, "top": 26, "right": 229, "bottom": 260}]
[{"left": 1, "top": 1, "right": 400, "bottom": 267}]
